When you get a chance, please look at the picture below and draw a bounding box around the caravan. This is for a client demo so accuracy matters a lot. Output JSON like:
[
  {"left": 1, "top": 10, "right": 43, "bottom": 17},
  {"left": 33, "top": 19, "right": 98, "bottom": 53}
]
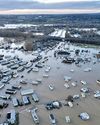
[{"left": 6, "top": 110, "right": 18, "bottom": 125}]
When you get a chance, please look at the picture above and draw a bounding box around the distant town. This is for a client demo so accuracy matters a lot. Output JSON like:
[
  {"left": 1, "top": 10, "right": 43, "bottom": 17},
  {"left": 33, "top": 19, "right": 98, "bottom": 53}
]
[{"left": 0, "top": 14, "right": 100, "bottom": 46}]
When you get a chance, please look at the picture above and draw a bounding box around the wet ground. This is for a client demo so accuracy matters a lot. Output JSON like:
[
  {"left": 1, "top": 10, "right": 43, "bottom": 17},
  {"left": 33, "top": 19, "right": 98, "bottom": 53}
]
[{"left": 0, "top": 41, "right": 100, "bottom": 125}]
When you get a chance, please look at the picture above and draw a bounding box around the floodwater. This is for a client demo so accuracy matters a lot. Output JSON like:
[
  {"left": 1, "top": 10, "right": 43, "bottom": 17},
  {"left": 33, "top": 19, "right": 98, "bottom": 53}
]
[{"left": 0, "top": 42, "right": 100, "bottom": 125}]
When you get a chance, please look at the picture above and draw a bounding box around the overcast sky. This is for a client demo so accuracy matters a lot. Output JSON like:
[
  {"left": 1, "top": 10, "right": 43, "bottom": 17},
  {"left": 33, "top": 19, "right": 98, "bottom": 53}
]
[{"left": 0, "top": 0, "right": 100, "bottom": 14}]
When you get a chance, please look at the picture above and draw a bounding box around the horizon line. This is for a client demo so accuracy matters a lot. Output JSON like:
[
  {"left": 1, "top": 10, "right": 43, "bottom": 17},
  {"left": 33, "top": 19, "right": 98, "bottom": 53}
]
[{"left": 0, "top": 9, "right": 100, "bottom": 15}]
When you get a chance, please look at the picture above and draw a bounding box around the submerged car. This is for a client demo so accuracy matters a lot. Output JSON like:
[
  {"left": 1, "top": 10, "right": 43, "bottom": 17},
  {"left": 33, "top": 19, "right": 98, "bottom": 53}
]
[
  {"left": 49, "top": 84, "right": 54, "bottom": 91},
  {"left": 80, "top": 88, "right": 89, "bottom": 93},
  {"left": 17, "top": 66, "right": 24, "bottom": 72},
  {"left": 94, "top": 93, "right": 100, "bottom": 98},
  {"left": 12, "top": 85, "right": 21, "bottom": 90},
  {"left": 64, "top": 76, "right": 71, "bottom": 82},
  {"left": 45, "top": 101, "right": 61, "bottom": 110},
  {"left": 6, "top": 110, "right": 18, "bottom": 125},
  {"left": 0, "top": 100, "right": 8, "bottom": 109},
  {"left": 45, "top": 102, "right": 53, "bottom": 110},
  {"left": 49, "top": 114, "right": 56, "bottom": 124},
  {"left": 32, "top": 93, "right": 39, "bottom": 102},
  {"left": 81, "top": 80, "right": 87, "bottom": 85},
  {"left": 65, "top": 116, "right": 71, "bottom": 123},
  {"left": 96, "top": 80, "right": 100, "bottom": 86},
  {"left": 31, "top": 108, "right": 39, "bottom": 124},
  {"left": 22, "top": 96, "right": 31, "bottom": 105},
  {"left": 73, "top": 94, "right": 80, "bottom": 99},
  {"left": 12, "top": 97, "right": 19, "bottom": 107},
  {"left": 79, "top": 112, "right": 90, "bottom": 120}
]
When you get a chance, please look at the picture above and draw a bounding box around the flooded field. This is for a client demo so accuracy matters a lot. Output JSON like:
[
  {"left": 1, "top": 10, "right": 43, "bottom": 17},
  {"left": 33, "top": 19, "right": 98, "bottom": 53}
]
[{"left": 0, "top": 41, "right": 100, "bottom": 125}]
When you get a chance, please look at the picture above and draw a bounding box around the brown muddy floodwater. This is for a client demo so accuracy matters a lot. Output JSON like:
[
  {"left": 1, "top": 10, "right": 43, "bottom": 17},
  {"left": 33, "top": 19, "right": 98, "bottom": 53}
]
[{"left": 0, "top": 42, "right": 100, "bottom": 125}]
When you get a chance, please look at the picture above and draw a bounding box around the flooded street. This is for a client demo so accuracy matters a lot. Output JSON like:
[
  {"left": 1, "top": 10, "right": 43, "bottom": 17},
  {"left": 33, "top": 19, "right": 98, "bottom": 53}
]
[{"left": 0, "top": 41, "right": 100, "bottom": 125}]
